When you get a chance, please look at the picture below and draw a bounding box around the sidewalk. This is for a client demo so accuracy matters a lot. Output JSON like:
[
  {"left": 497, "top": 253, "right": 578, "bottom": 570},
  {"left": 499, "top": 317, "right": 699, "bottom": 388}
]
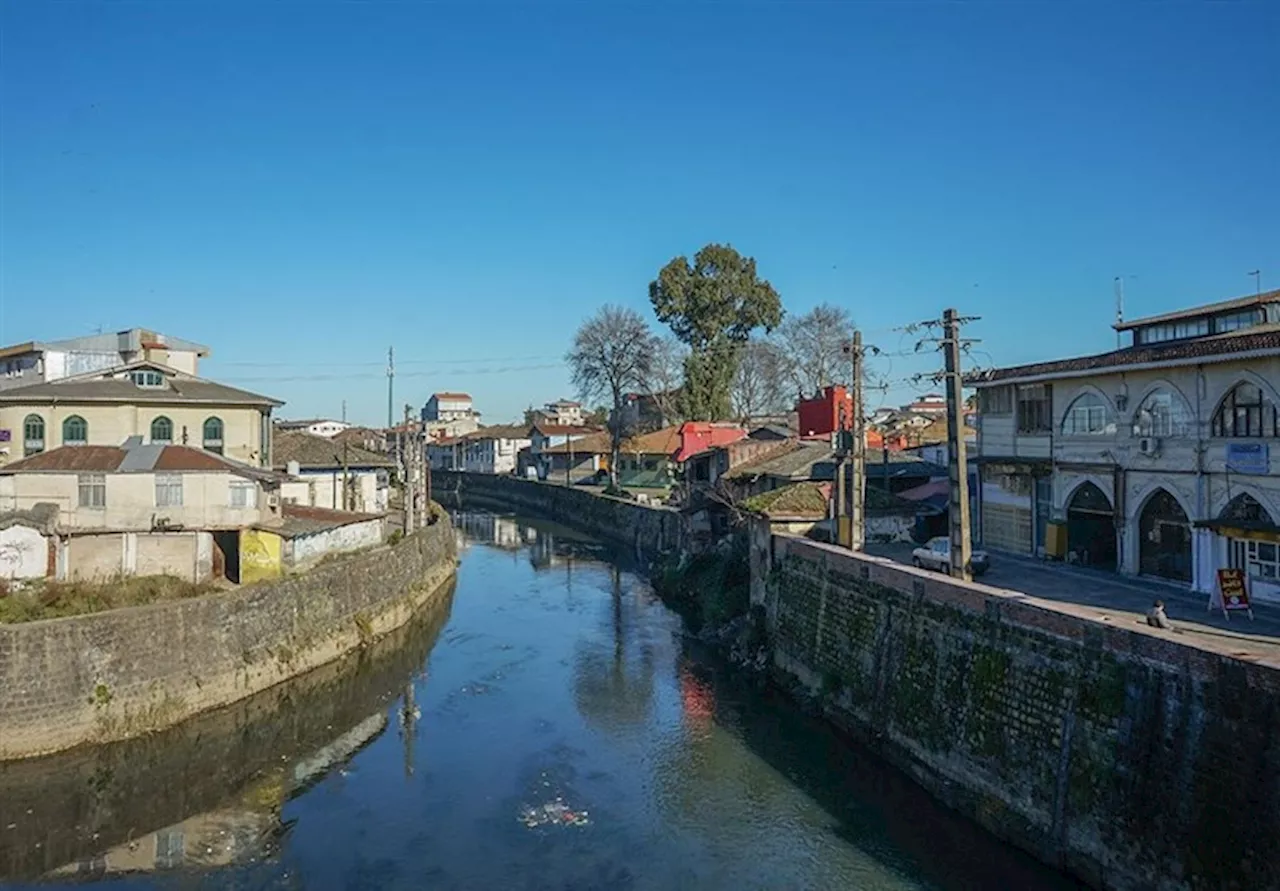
[{"left": 865, "top": 542, "right": 1280, "bottom": 663}]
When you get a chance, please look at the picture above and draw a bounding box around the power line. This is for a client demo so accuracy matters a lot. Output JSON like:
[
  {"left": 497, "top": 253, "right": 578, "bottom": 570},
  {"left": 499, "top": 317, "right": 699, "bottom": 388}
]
[{"left": 220, "top": 362, "right": 565, "bottom": 384}]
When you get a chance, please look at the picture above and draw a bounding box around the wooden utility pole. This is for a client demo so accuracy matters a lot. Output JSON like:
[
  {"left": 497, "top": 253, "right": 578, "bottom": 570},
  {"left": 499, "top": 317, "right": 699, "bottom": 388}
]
[
  {"left": 850, "top": 329, "right": 865, "bottom": 551},
  {"left": 341, "top": 440, "right": 350, "bottom": 511},
  {"left": 942, "top": 308, "right": 973, "bottom": 581}
]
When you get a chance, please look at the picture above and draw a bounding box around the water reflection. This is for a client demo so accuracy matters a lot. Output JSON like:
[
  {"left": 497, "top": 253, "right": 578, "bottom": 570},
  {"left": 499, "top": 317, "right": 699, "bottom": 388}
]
[
  {"left": 0, "top": 514, "right": 1084, "bottom": 890},
  {"left": 0, "top": 582, "right": 454, "bottom": 884}
]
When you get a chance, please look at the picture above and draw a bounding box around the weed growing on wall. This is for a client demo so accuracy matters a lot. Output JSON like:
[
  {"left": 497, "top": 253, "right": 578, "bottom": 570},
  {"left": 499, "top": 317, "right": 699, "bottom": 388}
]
[
  {"left": 0, "top": 576, "right": 218, "bottom": 624},
  {"left": 652, "top": 535, "right": 751, "bottom": 632}
]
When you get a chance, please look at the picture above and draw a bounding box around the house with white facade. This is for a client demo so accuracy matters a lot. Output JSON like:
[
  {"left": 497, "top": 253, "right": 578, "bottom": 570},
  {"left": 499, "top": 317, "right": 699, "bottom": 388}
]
[
  {"left": 970, "top": 288, "right": 1280, "bottom": 602},
  {"left": 422, "top": 392, "right": 478, "bottom": 424},
  {"left": 532, "top": 399, "right": 586, "bottom": 428},
  {"left": 456, "top": 425, "right": 532, "bottom": 475},
  {"left": 527, "top": 424, "right": 601, "bottom": 479},
  {"left": 273, "top": 431, "right": 394, "bottom": 513}
]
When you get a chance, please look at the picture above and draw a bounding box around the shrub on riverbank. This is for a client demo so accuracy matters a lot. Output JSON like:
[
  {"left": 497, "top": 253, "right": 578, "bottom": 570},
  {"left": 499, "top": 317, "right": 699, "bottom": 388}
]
[
  {"left": 653, "top": 537, "right": 751, "bottom": 632},
  {"left": 0, "top": 575, "right": 218, "bottom": 624}
]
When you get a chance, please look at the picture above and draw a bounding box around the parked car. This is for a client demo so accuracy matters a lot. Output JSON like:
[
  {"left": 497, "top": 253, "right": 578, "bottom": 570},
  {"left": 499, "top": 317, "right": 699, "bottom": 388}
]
[{"left": 911, "top": 536, "right": 990, "bottom": 577}]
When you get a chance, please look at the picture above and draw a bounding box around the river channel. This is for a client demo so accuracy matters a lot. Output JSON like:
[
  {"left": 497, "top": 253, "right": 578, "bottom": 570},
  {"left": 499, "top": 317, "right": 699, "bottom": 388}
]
[{"left": 0, "top": 511, "right": 1085, "bottom": 890}]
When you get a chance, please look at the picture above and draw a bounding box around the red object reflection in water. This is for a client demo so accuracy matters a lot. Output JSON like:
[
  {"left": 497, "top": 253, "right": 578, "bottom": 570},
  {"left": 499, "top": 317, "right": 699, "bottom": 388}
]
[{"left": 679, "top": 666, "right": 715, "bottom": 726}]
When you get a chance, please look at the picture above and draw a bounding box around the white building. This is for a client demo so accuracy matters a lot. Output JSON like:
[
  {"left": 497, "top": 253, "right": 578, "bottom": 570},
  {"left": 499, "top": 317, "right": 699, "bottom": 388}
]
[
  {"left": 970, "top": 288, "right": 1280, "bottom": 602},
  {"left": 535, "top": 399, "right": 585, "bottom": 427},
  {"left": 273, "top": 431, "right": 393, "bottom": 513},
  {"left": 422, "top": 392, "right": 478, "bottom": 424},
  {"left": 458, "top": 425, "right": 532, "bottom": 475},
  {"left": 528, "top": 424, "right": 600, "bottom": 479},
  {"left": 0, "top": 328, "right": 209, "bottom": 391}
]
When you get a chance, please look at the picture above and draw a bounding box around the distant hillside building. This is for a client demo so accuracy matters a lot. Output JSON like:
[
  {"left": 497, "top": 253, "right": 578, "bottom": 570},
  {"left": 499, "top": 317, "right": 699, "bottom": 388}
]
[{"left": 422, "top": 392, "right": 477, "bottom": 423}]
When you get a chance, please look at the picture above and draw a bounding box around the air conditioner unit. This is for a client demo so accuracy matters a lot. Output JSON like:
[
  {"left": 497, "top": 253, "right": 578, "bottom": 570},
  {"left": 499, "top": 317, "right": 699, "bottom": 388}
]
[{"left": 1138, "top": 437, "right": 1161, "bottom": 456}]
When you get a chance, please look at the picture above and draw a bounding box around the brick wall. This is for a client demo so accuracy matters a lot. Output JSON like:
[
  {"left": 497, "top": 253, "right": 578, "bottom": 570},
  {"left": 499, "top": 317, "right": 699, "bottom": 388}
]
[
  {"left": 432, "top": 471, "right": 683, "bottom": 558},
  {"left": 756, "top": 529, "right": 1280, "bottom": 891},
  {"left": 0, "top": 518, "right": 456, "bottom": 760}
]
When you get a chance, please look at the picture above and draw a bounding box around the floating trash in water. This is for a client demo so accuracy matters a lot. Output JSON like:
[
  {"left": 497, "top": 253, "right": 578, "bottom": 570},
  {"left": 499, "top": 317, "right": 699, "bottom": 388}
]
[{"left": 518, "top": 797, "right": 590, "bottom": 829}]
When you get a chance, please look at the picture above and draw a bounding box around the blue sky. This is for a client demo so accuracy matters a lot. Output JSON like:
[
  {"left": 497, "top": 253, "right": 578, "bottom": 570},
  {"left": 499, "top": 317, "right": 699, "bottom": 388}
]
[{"left": 2, "top": 2, "right": 1277, "bottom": 426}]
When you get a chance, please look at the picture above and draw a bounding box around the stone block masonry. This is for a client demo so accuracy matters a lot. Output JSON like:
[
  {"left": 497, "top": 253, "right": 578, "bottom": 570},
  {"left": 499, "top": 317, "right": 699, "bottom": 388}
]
[
  {"left": 0, "top": 518, "right": 456, "bottom": 760},
  {"left": 432, "top": 471, "right": 683, "bottom": 558},
  {"left": 756, "top": 529, "right": 1280, "bottom": 891}
]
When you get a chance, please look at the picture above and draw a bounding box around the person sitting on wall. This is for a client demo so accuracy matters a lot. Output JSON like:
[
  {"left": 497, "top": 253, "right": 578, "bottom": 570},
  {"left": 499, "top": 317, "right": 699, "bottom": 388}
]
[{"left": 1146, "top": 600, "right": 1171, "bottom": 630}]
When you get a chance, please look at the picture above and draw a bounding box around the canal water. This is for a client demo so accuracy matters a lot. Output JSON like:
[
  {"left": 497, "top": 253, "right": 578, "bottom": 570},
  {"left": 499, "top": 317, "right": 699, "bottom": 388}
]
[{"left": 0, "top": 512, "right": 1084, "bottom": 891}]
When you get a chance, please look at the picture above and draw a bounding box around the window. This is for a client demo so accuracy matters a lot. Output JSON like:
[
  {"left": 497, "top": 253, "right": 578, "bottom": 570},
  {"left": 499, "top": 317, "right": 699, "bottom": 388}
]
[
  {"left": 230, "top": 479, "right": 258, "bottom": 508},
  {"left": 1061, "top": 392, "right": 1115, "bottom": 436},
  {"left": 1213, "top": 310, "right": 1261, "bottom": 334},
  {"left": 1133, "top": 389, "right": 1193, "bottom": 438},
  {"left": 63, "top": 415, "right": 88, "bottom": 446},
  {"left": 979, "top": 386, "right": 1013, "bottom": 415},
  {"left": 155, "top": 473, "right": 183, "bottom": 507},
  {"left": 78, "top": 473, "right": 106, "bottom": 508},
  {"left": 150, "top": 416, "right": 174, "bottom": 444},
  {"left": 1220, "top": 493, "right": 1273, "bottom": 525},
  {"left": 1137, "top": 318, "right": 1210, "bottom": 344},
  {"left": 1234, "top": 540, "right": 1280, "bottom": 582},
  {"left": 1016, "top": 384, "right": 1052, "bottom": 434},
  {"left": 129, "top": 369, "right": 165, "bottom": 388},
  {"left": 1212, "top": 382, "right": 1279, "bottom": 438},
  {"left": 202, "top": 417, "right": 224, "bottom": 454},
  {"left": 23, "top": 414, "right": 44, "bottom": 456}
]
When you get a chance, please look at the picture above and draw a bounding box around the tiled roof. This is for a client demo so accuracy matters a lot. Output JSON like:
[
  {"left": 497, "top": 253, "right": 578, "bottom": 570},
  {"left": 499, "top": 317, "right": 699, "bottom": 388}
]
[
  {"left": 531, "top": 424, "right": 600, "bottom": 437},
  {"left": 742, "top": 482, "right": 831, "bottom": 519},
  {"left": 541, "top": 426, "right": 683, "bottom": 456},
  {"left": 1, "top": 444, "right": 272, "bottom": 478},
  {"left": 432, "top": 392, "right": 471, "bottom": 400},
  {"left": 273, "top": 431, "right": 396, "bottom": 470},
  {"left": 0, "top": 362, "right": 281, "bottom": 407},
  {"left": 724, "top": 442, "right": 834, "bottom": 481},
  {"left": 967, "top": 326, "right": 1280, "bottom": 386},
  {"left": 277, "top": 502, "right": 383, "bottom": 537},
  {"left": 1115, "top": 289, "right": 1280, "bottom": 331},
  {"left": 465, "top": 424, "right": 533, "bottom": 441}
]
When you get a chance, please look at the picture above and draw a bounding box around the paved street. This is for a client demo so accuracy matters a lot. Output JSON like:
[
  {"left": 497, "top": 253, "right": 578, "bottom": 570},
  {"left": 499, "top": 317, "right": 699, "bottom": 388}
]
[{"left": 866, "top": 542, "right": 1280, "bottom": 665}]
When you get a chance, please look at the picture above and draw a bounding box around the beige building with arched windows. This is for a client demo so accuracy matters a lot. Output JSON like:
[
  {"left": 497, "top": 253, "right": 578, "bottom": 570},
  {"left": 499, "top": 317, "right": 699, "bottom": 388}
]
[
  {"left": 0, "top": 361, "right": 282, "bottom": 468},
  {"left": 971, "top": 289, "right": 1280, "bottom": 602}
]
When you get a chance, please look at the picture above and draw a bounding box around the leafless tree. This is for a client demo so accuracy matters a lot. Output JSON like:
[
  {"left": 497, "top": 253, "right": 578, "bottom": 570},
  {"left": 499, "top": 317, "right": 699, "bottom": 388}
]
[
  {"left": 566, "top": 306, "right": 658, "bottom": 489},
  {"left": 775, "top": 303, "right": 856, "bottom": 397},
  {"left": 648, "top": 336, "right": 687, "bottom": 428},
  {"left": 730, "top": 338, "right": 787, "bottom": 422}
]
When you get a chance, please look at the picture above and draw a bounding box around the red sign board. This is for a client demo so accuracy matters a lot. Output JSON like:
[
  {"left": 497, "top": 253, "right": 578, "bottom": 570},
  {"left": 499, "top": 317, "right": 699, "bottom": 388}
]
[{"left": 1218, "top": 568, "right": 1252, "bottom": 611}]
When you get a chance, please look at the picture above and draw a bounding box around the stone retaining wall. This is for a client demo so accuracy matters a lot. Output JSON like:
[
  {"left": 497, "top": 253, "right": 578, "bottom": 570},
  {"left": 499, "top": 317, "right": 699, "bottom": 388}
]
[
  {"left": 0, "top": 518, "right": 456, "bottom": 760},
  {"left": 754, "top": 527, "right": 1280, "bottom": 891},
  {"left": 432, "top": 471, "right": 682, "bottom": 557}
]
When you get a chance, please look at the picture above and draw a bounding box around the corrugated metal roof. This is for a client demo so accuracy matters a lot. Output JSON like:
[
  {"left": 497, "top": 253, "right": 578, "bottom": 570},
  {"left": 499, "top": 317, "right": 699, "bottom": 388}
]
[
  {"left": 2, "top": 446, "right": 126, "bottom": 472},
  {"left": 2, "top": 443, "right": 274, "bottom": 479}
]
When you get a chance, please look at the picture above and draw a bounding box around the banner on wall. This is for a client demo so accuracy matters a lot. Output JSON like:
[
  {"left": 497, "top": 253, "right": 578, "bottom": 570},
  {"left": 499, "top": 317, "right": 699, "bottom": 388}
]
[{"left": 1212, "top": 567, "right": 1255, "bottom": 620}]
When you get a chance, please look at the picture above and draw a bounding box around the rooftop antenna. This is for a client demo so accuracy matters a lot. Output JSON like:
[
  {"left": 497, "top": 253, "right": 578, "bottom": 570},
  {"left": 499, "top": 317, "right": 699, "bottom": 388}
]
[
  {"left": 1249, "top": 269, "right": 1261, "bottom": 296},
  {"left": 1113, "top": 276, "right": 1125, "bottom": 349}
]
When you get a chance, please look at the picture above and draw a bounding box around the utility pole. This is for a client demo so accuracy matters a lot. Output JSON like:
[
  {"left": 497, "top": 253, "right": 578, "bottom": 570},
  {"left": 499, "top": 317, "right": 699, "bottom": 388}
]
[
  {"left": 850, "top": 329, "right": 865, "bottom": 551},
  {"left": 341, "top": 399, "right": 347, "bottom": 424},
  {"left": 341, "top": 440, "right": 350, "bottom": 511},
  {"left": 942, "top": 308, "right": 973, "bottom": 582},
  {"left": 403, "top": 405, "right": 414, "bottom": 535},
  {"left": 387, "top": 346, "right": 395, "bottom": 431}
]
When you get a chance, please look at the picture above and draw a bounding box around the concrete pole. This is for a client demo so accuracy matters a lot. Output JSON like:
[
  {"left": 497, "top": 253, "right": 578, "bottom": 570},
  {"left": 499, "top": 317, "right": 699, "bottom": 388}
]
[
  {"left": 943, "top": 308, "right": 973, "bottom": 581},
  {"left": 851, "top": 329, "right": 865, "bottom": 551},
  {"left": 403, "top": 405, "right": 414, "bottom": 535}
]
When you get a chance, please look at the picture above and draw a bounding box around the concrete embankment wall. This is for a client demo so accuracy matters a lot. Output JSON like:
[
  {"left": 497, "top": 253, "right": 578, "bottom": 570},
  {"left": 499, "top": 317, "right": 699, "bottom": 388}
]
[
  {"left": 432, "top": 471, "right": 682, "bottom": 557},
  {"left": 753, "top": 526, "right": 1280, "bottom": 891},
  {"left": 0, "top": 519, "right": 456, "bottom": 760}
]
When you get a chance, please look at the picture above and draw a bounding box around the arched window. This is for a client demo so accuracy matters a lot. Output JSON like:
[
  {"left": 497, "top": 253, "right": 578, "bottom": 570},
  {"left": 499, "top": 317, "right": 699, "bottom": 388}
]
[
  {"left": 1212, "top": 382, "right": 1279, "bottom": 438},
  {"left": 202, "top": 417, "right": 224, "bottom": 454},
  {"left": 62, "top": 415, "right": 88, "bottom": 446},
  {"left": 1061, "top": 393, "right": 1114, "bottom": 436},
  {"left": 1220, "top": 492, "right": 1274, "bottom": 526},
  {"left": 150, "top": 416, "right": 174, "bottom": 444},
  {"left": 1133, "top": 388, "right": 1193, "bottom": 438},
  {"left": 23, "top": 414, "right": 45, "bottom": 456}
]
